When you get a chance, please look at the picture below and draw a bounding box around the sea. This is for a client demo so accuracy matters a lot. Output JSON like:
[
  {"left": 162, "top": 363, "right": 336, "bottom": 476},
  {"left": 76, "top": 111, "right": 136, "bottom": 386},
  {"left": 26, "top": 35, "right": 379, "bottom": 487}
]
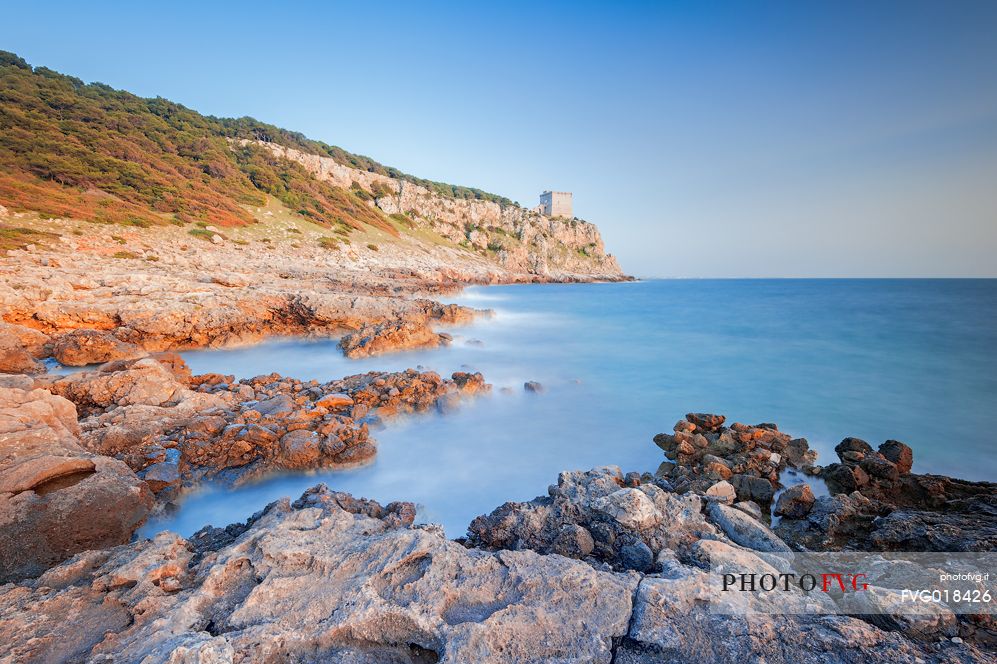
[{"left": 139, "top": 279, "right": 997, "bottom": 538}]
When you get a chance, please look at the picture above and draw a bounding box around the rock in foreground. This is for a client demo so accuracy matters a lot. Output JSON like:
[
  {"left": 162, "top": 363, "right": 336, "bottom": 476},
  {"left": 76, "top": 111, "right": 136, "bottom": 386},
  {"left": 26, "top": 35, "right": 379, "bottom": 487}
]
[
  {"left": 0, "top": 482, "right": 975, "bottom": 663},
  {"left": 0, "top": 485, "right": 637, "bottom": 663},
  {"left": 0, "top": 386, "right": 152, "bottom": 583}
]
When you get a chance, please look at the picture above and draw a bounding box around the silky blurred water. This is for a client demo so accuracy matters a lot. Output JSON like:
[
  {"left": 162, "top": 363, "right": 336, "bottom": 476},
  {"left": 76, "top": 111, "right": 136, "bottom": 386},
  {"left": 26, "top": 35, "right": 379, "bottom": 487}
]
[{"left": 140, "top": 279, "right": 997, "bottom": 538}]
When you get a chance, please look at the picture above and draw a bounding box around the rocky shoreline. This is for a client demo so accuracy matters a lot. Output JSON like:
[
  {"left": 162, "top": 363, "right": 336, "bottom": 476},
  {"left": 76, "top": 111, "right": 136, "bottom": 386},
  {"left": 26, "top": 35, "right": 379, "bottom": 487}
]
[
  {"left": 2, "top": 230, "right": 995, "bottom": 661},
  {"left": 3, "top": 344, "right": 996, "bottom": 662}
]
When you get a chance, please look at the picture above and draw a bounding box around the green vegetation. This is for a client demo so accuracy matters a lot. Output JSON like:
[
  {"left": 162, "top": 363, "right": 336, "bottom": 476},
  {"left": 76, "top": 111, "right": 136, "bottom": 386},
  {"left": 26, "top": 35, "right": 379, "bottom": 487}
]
[
  {"left": 112, "top": 250, "right": 139, "bottom": 259},
  {"left": 187, "top": 228, "right": 216, "bottom": 241},
  {"left": 0, "top": 50, "right": 515, "bottom": 235},
  {"left": 366, "top": 243, "right": 379, "bottom": 251},
  {"left": 0, "top": 224, "right": 56, "bottom": 251},
  {"left": 318, "top": 236, "right": 339, "bottom": 249}
]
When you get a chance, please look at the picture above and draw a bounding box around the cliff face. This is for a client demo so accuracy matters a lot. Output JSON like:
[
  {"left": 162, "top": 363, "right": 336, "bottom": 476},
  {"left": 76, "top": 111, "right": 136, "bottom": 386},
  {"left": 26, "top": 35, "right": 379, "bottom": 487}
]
[{"left": 253, "top": 142, "right": 625, "bottom": 280}]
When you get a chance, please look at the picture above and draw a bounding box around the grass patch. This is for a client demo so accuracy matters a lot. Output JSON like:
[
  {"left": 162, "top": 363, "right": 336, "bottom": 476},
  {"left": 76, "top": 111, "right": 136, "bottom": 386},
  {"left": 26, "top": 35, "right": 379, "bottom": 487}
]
[
  {"left": 112, "top": 250, "right": 139, "bottom": 259},
  {"left": 0, "top": 225, "right": 57, "bottom": 251},
  {"left": 188, "top": 228, "right": 215, "bottom": 241},
  {"left": 318, "top": 236, "right": 339, "bottom": 249},
  {"left": 366, "top": 243, "right": 379, "bottom": 251},
  {"left": 389, "top": 212, "right": 415, "bottom": 229}
]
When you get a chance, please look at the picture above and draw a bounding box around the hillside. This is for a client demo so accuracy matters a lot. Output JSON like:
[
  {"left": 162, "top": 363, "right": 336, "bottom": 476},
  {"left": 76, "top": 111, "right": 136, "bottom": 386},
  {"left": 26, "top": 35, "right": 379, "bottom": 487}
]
[{"left": 0, "top": 50, "right": 622, "bottom": 280}]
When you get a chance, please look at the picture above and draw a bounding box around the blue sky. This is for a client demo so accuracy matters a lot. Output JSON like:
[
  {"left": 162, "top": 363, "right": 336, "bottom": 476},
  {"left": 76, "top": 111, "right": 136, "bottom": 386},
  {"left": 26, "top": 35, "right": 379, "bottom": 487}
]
[{"left": 4, "top": 1, "right": 997, "bottom": 276}]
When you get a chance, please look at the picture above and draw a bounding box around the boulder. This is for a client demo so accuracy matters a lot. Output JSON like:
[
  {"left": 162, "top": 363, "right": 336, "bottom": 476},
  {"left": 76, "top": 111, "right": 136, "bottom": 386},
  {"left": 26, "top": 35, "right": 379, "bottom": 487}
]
[
  {"left": 732, "top": 500, "right": 763, "bottom": 520},
  {"left": 705, "top": 480, "right": 736, "bottom": 504},
  {"left": 0, "top": 387, "right": 152, "bottom": 582},
  {"left": 593, "top": 488, "right": 662, "bottom": 531},
  {"left": 835, "top": 436, "right": 873, "bottom": 461},
  {"left": 0, "top": 346, "right": 44, "bottom": 374},
  {"left": 879, "top": 440, "right": 914, "bottom": 474},
  {"left": 774, "top": 484, "right": 816, "bottom": 519},
  {"left": 468, "top": 467, "right": 714, "bottom": 570},
  {"left": 707, "top": 502, "right": 791, "bottom": 552},
  {"left": 339, "top": 319, "right": 443, "bottom": 358},
  {"left": 729, "top": 473, "right": 775, "bottom": 504}
]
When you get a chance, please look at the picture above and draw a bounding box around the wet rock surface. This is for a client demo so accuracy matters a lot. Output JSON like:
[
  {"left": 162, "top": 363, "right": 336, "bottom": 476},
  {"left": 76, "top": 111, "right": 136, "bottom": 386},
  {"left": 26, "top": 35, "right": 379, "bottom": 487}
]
[
  {"left": 0, "top": 263, "right": 994, "bottom": 664},
  {"left": 339, "top": 319, "right": 451, "bottom": 358},
  {"left": 35, "top": 356, "right": 489, "bottom": 507}
]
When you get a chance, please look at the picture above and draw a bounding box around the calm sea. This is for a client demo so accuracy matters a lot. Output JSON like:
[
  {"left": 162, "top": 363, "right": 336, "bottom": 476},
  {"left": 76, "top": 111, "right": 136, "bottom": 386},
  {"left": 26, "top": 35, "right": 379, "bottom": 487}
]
[{"left": 140, "top": 279, "right": 997, "bottom": 537}]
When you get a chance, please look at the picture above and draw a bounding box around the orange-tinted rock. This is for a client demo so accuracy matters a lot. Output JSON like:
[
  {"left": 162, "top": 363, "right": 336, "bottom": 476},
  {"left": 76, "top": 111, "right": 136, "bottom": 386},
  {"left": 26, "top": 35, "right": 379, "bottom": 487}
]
[
  {"left": 0, "top": 387, "right": 152, "bottom": 582},
  {"left": 50, "top": 329, "right": 143, "bottom": 366}
]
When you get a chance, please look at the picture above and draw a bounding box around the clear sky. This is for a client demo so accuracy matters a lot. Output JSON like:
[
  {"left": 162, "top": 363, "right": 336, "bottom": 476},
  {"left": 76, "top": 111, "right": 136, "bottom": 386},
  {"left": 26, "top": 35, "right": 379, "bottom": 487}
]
[{"left": 4, "top": 1, "right": 997, "bottom": 277}]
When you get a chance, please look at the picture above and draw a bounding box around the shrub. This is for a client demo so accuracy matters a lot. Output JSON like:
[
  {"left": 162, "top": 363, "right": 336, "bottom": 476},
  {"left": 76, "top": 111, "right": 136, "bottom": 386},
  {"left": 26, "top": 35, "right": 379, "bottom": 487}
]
[
  {"left": 112, "top": 250, "right": 139, "bottom": 259},
  {"left": 367, "top": 243, "right": 379, "bottom": 251},
  {"left": 188, "top": 228, "right": 216, "bottom": 241},
  {"left": 318, "top": 236, "right": 339, "bottom": 249}
]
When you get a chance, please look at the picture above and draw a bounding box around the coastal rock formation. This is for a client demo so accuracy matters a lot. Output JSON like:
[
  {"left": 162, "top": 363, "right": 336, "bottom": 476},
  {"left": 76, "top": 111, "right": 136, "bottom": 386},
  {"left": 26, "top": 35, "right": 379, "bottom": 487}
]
[
  {"left": 776, "top": 437, "right": 997, "bottom": 552},
  {"left": 0, "top": 386, "right": 152, "bottom": 583},
  {"left": 469, "top": 466, "right": 723, "bottom": 571},
  {"left": 339, "top": 319, "right": 450, "bottom": 358},
  {"left": 252, "top": 141, "right": 625, "bottom": 281},
  {"left": 652, "top": 413, "right": 813, "bottom": 505},
  {"left": 0, "top": 483, "right": 978, "bottom": 663},
  {"left": 0, "top": 486, "right": 638, "bottom": 663},
  {"left": 37, "top": 356, "right": 490, "bottom": 505},
  {"left": 649, "top": 412, "right": 997, "bottom": 554},
  {"left": 0, "top": 321, "right": 48, "bottom": 374}
]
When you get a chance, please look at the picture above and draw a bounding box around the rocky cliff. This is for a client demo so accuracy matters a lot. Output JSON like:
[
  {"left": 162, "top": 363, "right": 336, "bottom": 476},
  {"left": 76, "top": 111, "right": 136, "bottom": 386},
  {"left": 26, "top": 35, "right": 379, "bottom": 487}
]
[{"left": 252, "top": 141, "right": 624, "bottom": 280}]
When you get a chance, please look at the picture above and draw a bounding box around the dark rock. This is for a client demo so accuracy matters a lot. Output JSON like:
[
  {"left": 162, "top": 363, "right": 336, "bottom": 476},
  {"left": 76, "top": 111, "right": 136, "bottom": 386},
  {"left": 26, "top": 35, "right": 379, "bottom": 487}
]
[
  {"left": 730, "top": 473, "right": 775, "bottom": 504},
  {"left": 619, "top": 538, "right": 654, "bottom": 572},
  {"left": 835, "top": 437, "right": 873, "bottom": 462},
  {"left": 869, "top": 495, "right": 997, "bottom": 551},
  {"left": 774, "top": 484, "right": 816, "bottom": 519},
  {"left": 860, "top": 455, "right": 900, "bottom": 482},
  {"left": 879, "top": 440, "right": 913, "bottom": 474},
  {"left": 783, "top": 438, "right": 815, "bottom": 467},
  {"left": 553, "top": 524, "right": 595, "bottom": 558},
  {"left": 523, "top": 381, "right": 544, "bottom": 393}
]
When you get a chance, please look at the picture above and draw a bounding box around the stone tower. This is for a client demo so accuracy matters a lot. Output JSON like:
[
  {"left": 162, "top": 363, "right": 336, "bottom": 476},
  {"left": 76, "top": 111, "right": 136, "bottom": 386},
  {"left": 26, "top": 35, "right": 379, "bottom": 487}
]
[{"left": 538, "top": 191, "right": 572, "bottom": 218}]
